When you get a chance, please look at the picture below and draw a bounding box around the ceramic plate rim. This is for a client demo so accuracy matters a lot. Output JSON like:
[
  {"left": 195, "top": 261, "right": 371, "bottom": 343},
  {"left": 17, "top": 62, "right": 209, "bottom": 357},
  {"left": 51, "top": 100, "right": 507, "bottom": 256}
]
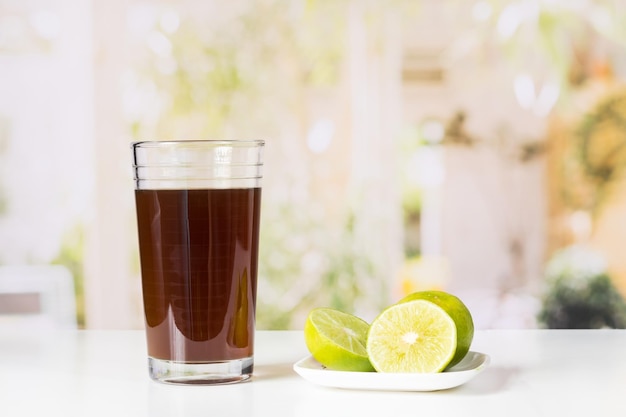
[{"left": 293, "top": 351, "right": 490, "bottom": 392}]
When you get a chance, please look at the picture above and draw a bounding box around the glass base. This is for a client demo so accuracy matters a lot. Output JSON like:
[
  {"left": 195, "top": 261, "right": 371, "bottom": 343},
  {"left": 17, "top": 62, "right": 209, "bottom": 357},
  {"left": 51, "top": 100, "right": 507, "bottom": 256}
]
[{"left": 148, "top": 356, "right": 254, "bottom": 385}]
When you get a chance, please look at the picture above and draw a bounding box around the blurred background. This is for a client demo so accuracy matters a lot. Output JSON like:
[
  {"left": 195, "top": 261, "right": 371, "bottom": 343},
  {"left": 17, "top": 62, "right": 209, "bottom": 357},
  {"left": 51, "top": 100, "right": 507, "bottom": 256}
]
[{"left": 2, "top": 0, "right": 626, "bottom": 330}]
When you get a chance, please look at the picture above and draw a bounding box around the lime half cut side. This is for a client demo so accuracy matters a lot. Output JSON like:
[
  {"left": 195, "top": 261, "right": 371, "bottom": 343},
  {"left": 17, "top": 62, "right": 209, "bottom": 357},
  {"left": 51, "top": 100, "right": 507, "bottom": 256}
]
[
  {"left": 304, "top": 308, "right": 375, "bottom": 372},
  {"left": 367, "top": 299, "right": 457, "bottom": 373}
]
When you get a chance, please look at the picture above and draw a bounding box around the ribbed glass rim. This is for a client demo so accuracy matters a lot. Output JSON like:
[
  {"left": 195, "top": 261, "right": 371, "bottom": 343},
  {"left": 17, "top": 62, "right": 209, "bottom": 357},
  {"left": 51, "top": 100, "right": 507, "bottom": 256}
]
[{"left": 132, "top": 139, "right": 265, "bottom": 148}]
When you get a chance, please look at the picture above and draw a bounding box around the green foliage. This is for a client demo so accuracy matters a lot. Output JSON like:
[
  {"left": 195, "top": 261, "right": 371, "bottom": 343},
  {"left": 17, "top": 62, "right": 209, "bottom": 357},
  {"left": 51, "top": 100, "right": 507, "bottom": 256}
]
[
  {"left": 320, "top": 212, "right": 378, "bottom": 314},
  {"left": 538, "top": 246, "right": 626, "bottom": 329},
  {"left": 576, "top": 90, "right": 626, "bottom": 182},
  {"left": 476, "top": 0, "right": 626, "bottom": 97},
  {"left": 558, "top": 89, "right": 626, "bottom": 215},
  {"left": 52, "top": 226, "right": 85, "bottom": 328},
  {"left": 131, "top": 0, "right": 347, "bottom": 140},
  {"left": 257, "top": 203, "right": 382, "bottom": 329},
  {"left": 538, "top": 273, "right": 626, "bottom": 329}
]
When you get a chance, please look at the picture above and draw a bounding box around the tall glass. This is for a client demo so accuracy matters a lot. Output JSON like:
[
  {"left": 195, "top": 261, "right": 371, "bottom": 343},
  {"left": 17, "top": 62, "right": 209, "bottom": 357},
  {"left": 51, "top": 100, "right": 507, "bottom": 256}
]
[{"left": 131, "top": 140, "right": 264, "bottom": 384}]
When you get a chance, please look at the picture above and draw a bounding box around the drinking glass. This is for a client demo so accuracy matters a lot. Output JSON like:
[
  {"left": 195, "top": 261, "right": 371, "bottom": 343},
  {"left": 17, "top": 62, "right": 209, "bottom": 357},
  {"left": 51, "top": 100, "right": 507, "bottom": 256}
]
[{"left": 132, "top": 140, "right": 264, "bottom": 384}]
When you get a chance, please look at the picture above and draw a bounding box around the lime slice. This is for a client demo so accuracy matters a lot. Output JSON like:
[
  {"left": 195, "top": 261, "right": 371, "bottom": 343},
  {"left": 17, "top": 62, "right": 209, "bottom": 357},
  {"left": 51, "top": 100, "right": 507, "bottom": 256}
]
[
  {"left": 399, "top": 291, "right": 474, "bottom": 367},
  {"left": 304, "top": 308, "right": 375, "bottom": 372},
  {"left": 367, "top": 300, "right": 457, "bottom": 373}
]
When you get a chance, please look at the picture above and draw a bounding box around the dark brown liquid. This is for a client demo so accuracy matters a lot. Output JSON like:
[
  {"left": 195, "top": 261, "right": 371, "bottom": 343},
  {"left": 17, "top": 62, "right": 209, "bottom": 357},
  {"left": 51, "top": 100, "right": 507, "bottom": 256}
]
[{"left": 134, "top": 188, "right": 261, "bottom": 362}]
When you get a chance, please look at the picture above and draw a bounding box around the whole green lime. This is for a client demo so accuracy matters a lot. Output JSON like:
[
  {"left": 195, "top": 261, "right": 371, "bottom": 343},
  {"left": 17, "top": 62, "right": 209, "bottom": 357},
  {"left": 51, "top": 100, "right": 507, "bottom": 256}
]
[{"left": 399, "top": 291, "right": 474, "bottom": 368}]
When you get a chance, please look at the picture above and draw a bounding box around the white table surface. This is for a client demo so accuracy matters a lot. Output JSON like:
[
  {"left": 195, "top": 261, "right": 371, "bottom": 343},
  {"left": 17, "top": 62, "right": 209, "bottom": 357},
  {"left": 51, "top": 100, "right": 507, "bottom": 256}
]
[{"left": 0, "top": 327, "right": 625, "bottom": 417}]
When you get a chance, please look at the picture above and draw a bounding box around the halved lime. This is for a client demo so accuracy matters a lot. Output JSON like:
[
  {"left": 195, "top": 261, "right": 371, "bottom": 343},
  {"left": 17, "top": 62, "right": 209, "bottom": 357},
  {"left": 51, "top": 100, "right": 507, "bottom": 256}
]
[
  {"left": 399, "top": 290, "right": 474, "bottom": 367},
  {"left": 367, "top": 300, "right": 457, "bottom": 373},
  {"left": 304, "top": 308, "right": 375, "bottom": 372}
]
